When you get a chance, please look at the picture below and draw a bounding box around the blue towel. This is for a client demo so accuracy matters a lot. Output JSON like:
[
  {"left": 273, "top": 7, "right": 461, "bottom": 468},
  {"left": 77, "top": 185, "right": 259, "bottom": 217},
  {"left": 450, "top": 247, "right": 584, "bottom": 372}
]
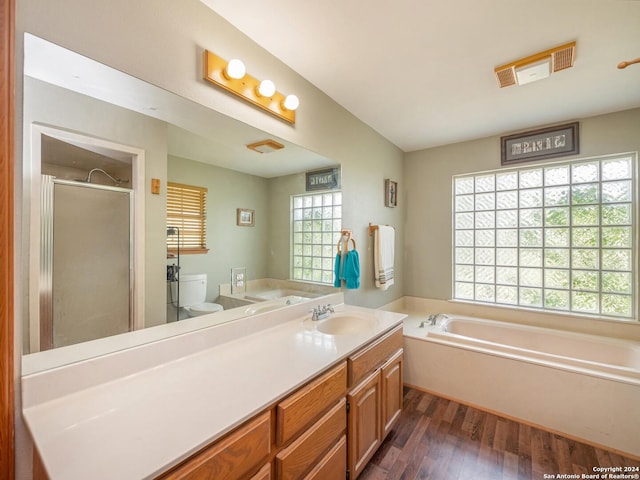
[
  {"left": 343, "top": 250, "right": 360, "bottom": 289},
  {"left": 333, "top": 252, "right": 342, "bottom": 287}
]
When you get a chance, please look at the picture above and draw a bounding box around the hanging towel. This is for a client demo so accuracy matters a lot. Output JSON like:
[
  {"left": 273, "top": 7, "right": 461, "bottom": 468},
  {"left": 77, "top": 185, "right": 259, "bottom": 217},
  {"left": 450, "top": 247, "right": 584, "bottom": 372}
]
[
  {"left": 333, "top": 252, "right": 342, "bottom": 288},
  {"left": 343, "top": 250, "right": 360, "bottom": 289},
  {"left": 374, "top": 225, "right": 395, "bottom": 290}
]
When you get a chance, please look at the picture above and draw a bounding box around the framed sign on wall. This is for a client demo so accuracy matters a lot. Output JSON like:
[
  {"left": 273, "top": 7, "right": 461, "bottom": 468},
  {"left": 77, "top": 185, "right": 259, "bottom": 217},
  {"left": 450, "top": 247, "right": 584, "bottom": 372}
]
[{"left": 501, "top": 122, "right": 579, "bottom": 165}]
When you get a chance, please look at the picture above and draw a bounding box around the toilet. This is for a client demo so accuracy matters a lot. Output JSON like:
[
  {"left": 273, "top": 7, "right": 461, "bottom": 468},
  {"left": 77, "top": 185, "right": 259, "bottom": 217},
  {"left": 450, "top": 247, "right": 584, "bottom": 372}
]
[{"left": 170, "top": 273, "right": 223, "bottom": 317}]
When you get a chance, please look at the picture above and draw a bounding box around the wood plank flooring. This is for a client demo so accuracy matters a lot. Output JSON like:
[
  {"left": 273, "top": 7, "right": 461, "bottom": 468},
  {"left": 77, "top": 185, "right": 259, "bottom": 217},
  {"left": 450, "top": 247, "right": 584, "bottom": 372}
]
[{"left": 360, "top": 387, "right": 640, "bottom": 480}]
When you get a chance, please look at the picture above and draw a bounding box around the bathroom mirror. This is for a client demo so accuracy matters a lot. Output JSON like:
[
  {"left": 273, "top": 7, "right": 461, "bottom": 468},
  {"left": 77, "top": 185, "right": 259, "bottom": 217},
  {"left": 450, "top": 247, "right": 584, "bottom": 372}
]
[{"left": 22, "top": 34, "right": 340, "bottom": 370}]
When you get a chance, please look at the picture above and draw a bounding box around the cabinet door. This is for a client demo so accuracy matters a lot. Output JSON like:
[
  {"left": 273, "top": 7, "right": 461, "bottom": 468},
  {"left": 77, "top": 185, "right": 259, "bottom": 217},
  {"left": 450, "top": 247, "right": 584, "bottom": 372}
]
[
  {"left": 381, "top": 349, "right": 403, "bottom": 439},
  {"left": 347, "top": 370, "right": 381, "bottom": 480}
]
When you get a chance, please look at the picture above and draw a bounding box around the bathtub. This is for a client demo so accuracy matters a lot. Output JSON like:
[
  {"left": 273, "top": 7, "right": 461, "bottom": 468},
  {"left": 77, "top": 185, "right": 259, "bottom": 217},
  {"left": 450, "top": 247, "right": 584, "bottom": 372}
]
[
  {"left": 428, "top": 316, "right": 640, "bottom": 384},
  {"left": 244, "top": 289, "right": 319, "bottom": 302},
  {"left": 400, "top": 309, "right": 640, "bottom": 458}
]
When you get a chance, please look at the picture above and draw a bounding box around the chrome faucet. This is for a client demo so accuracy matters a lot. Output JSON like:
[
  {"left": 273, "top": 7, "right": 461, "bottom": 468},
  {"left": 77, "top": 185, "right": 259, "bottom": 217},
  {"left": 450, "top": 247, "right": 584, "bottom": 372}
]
[
  {"left": 311, "top": 304, "right": 335, "bottom": 321},
  {"left": 419, "top": 313, "right": 448, "bottom": 328}
]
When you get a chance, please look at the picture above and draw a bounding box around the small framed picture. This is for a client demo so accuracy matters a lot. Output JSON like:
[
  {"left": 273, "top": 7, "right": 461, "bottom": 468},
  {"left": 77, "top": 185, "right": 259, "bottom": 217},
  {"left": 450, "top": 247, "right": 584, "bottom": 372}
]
[
  {"left": 236, "top": 208, "right": 255, "bottom": 227},
  {"left": 385, "top": 179, "right": 398, "bottom": 208}
]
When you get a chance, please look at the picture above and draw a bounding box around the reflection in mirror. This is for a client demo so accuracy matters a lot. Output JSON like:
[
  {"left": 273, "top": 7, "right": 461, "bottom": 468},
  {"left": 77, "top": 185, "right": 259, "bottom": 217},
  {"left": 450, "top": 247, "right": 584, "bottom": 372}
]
[{"left": 22, "top": 33, "right": 339, "bottom": 371}]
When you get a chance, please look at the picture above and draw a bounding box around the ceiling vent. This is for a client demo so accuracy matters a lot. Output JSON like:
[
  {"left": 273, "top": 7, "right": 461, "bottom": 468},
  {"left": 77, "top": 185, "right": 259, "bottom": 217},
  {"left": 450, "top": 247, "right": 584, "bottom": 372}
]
[{"left": 494, "top": 41, "right": 576, "bottom": 88}]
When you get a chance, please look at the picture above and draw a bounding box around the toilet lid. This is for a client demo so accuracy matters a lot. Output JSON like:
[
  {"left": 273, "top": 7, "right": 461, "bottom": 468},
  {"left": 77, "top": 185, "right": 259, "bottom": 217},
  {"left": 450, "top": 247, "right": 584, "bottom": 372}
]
[{"left": 188, "top": 302, "right": 223, "bottom": 313}]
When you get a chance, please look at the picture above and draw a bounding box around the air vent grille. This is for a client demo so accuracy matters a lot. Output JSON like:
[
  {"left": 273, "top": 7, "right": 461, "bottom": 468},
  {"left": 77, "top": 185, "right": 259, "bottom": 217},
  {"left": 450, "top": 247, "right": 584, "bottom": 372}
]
[
  {"left": 494, "top": 41, "right": 576, "bottom": 88},
  {"left": 495, "top": 68, "right": 516, "bottom": 88},
  {"left": 552, "top": 45, "right": 575, "bottom": 72}
]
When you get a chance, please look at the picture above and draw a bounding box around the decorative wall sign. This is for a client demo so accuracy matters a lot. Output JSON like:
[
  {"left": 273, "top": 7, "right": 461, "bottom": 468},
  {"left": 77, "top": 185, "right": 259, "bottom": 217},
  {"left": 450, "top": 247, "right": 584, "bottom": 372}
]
[
  {"left": 305, "top": 167, "right": 341, "bottom": 191},
  {"left": 236, "top": 208, "right": 255, "bottom": 227},
  {"left": 501, "top": 122, "right": 579, "bottom": 165},
  {"left": 385, "top": 179, "right": 398, "bottom": 208}
]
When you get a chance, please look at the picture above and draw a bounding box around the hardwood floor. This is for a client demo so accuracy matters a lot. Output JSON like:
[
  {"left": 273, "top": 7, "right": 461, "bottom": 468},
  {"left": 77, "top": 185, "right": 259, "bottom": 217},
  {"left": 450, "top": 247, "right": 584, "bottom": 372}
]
[{"left": 360, "top": 387, "right": 640, "bottom": 480}]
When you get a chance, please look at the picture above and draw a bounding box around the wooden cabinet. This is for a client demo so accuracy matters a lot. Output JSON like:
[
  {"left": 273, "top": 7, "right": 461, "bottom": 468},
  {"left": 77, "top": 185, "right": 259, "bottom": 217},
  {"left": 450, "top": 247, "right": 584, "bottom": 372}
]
[
  {"left": 158, "top": 323, "right": 403, "bottom": 480},
  {"left": 348, "top": 326, "right": 403, "bottom": 388},
  {"left": 161, "top": 411, "right": 271, "bottom": 480},
  {"left": 347, "top": 325, "right": 403, "bottom": 480},
  {"left": 275, "top": 398, "right": 346, "bottom": 480},
  {"left": 249, "top": 464, "right": 271, "bottom": 480},
  {"left": 304, "top": 435, "right": 347, "bottom": 480},
  {"left": 276, "top": 363, "right": 347, "bottom": 446}
]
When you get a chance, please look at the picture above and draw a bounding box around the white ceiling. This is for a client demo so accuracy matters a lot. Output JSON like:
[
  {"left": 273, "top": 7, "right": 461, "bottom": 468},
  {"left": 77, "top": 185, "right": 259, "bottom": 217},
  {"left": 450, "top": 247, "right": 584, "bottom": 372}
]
[{"left": 202, "top": 0, "right": 640, "bottom": 152}]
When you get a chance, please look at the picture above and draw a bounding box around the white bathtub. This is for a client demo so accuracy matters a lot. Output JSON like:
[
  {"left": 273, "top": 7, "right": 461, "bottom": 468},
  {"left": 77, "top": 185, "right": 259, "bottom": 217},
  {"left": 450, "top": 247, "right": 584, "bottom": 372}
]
[
  {"left": 400, "top": 309, "right": 640, "bottom": 458},
  {"left": 428, "top": 316, "right": 640, "bottom": 384},
  {"left": 244, "top": 289, "right": 319, "bottom": 302}
]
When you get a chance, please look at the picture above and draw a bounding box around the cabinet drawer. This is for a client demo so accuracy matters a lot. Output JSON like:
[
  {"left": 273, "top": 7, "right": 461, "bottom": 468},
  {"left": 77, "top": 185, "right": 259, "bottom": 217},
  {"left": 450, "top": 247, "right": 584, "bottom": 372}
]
[
  {"left": 348, "top": 325, "right": 402, "bottom": 387},
  {"left": 250, "top": 463, "right": 271, "bottom": 480},
  {"left": 276, "top": 362, "right": 347, "bottom": 446},
  {"left": 275, "top": 398, "right": 346, "bottom": 480},
  {"left": 162, "top": 411, "right": 271, "bottom": 480},
  {"left": 303, "top": 435, "right": 346, "bottom": 480}
]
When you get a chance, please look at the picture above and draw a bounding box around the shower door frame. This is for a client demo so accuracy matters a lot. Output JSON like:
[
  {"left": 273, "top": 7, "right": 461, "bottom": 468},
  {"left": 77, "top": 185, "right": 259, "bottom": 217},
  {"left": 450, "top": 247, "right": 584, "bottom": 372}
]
[
  {"left": 40, "top": 177, "right": 134, "bottom": 350},
  {"left": 28, "top": 124, "right": 146, "bottom": 353}
]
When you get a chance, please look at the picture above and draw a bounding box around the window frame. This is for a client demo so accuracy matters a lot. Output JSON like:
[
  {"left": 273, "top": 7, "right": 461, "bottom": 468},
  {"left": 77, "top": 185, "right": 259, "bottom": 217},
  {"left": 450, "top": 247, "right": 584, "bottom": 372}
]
[
  {"left": 451, "top": 153, "right": 638, "bottom": 320},
  {"left": 166, "top": 181, "right": 209, "bottom": 255}
]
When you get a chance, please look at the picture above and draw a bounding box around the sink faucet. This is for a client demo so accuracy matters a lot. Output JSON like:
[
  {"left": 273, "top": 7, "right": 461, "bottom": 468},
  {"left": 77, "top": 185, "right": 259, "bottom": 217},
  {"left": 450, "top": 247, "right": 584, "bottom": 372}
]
[
  {"left": 419, "top": 313, "right": 448, "bottom": 328},
  {"left": 311, "top": 304, "right": 335, "bottom": 321}
]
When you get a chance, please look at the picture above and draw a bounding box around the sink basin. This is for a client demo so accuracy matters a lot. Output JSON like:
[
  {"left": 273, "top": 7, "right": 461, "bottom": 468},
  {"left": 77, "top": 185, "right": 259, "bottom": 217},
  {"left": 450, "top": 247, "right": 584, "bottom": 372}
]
[{"left": 315, "top": 313, "right": 376, "bottom": 335}]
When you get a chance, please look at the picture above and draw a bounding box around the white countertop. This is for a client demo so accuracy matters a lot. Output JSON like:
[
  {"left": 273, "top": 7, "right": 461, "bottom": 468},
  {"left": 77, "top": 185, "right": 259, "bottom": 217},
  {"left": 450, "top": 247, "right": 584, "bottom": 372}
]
[{"left": 22, "top": 300, "right": 405, "bottom": 480}]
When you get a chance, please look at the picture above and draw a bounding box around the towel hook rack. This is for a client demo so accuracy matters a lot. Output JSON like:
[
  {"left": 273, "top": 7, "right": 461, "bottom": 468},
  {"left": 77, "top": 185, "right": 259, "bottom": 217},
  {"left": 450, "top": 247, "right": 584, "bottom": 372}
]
[{"left": 337, "top": 229, "right": 356, "bottom": 253}]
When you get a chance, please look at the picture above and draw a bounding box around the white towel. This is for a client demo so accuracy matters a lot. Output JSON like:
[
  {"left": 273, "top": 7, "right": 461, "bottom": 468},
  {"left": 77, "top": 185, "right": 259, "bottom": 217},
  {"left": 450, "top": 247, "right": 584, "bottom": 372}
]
[{"left": 374, "top": 225, "right": 395, "bottom": 290}]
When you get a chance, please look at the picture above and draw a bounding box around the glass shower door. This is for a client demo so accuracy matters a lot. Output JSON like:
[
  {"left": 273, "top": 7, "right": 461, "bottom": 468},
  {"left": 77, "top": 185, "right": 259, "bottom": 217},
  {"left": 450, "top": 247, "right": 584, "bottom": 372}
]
[{"left": 41, "top": 178, "right": 132, "bottom": 349}]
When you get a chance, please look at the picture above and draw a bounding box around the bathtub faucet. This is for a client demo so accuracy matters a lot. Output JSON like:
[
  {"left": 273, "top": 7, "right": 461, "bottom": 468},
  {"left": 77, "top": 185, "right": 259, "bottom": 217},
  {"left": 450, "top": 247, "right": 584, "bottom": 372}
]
[{"left": 420, "top": 313, "right": 448, "bottom": 327}]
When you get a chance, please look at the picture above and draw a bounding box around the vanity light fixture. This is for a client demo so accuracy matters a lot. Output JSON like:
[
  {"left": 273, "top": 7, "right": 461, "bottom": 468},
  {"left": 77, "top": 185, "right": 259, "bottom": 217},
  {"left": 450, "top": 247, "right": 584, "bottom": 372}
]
[
  {"left": 246, "top": 139, "right": 285, "bottom": 154},
  {"left": 494, "top": 41, "right": 576, "bottom": 88},
  {"left": 203, "top": 50, "right": 299, "bottom": 124}
]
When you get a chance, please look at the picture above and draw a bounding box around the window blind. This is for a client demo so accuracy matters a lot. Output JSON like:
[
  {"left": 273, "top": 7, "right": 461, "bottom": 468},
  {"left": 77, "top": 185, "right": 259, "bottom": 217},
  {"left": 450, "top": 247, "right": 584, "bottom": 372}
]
[{"left": 167, "top": 182, "right": 208, "bottom": 252}]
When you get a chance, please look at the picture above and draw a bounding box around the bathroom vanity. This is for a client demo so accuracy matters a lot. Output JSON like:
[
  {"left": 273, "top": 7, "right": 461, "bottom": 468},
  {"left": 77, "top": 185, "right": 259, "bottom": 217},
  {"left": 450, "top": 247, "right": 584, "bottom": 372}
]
[{"left": 22, "top": 293, "right": 405, "bottom": 480}]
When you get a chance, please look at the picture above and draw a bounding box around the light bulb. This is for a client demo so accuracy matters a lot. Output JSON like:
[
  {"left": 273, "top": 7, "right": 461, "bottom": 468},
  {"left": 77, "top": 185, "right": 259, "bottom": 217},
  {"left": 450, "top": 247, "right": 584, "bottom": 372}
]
[
  {"left": 257, "top": 79, "right": 276, "bottom": 97},
  {"left": 283, "top": 94, "right": 299, "bottom": 111},
  {"left": 224, "top": 59, "right": 246, "bottom": 80}
]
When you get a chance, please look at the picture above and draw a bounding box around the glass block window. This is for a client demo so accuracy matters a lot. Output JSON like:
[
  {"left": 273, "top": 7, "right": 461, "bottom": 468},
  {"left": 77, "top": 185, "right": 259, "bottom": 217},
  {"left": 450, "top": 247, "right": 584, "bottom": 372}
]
[
  {"left": 291, "top": 191, "right": 342, "bottom": 284},
  {"left": 453, "top": 154, "right": 637, "bottom": 319}
]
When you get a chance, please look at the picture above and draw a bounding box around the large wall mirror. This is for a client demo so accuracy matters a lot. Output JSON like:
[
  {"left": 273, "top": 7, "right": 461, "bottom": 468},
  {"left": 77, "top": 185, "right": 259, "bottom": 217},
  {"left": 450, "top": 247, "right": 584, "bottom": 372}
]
[{"left": 22, "top": 33, "right": 340, "bottom": 373}]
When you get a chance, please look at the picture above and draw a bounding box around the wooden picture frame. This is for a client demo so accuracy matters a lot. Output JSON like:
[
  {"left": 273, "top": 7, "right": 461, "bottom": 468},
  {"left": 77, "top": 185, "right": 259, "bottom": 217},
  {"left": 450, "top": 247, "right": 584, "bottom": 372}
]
[
  {"left": 501, "top": 122, "right": 579, "bottom": 165},
  {"left": 385, "top": 179, "right": 398, "bottom": 208},
  {"left": 236, "top": 208, "right": 255, "bottom": 227}
]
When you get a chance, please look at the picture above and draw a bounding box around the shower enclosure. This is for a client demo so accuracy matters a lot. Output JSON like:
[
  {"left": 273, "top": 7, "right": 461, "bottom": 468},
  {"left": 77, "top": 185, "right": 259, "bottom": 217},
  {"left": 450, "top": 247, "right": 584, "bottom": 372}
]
[{"left": 39, "top": 175, "right": 133, "bottom": 350}]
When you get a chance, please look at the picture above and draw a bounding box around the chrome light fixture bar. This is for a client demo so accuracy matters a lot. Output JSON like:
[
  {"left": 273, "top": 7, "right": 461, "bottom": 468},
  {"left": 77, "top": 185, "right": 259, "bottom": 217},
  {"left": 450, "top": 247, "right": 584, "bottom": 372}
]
[{"left": 203, "top": 50, "right": 298, "bottom": 124}]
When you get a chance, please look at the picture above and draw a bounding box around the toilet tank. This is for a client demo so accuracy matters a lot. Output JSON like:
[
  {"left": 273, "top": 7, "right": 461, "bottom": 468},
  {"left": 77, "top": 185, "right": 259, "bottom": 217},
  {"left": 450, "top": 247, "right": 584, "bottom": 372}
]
[{"left": 170, "top": 273, "right": 207, "bottom": 307}]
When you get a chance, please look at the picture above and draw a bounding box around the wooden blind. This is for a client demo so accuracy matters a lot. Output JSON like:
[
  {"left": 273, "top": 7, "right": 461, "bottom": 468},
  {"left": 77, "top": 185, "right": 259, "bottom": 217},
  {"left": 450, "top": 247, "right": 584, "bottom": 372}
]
[{"left": 167, "top": 182, "right": 208, "bottom": 253}]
